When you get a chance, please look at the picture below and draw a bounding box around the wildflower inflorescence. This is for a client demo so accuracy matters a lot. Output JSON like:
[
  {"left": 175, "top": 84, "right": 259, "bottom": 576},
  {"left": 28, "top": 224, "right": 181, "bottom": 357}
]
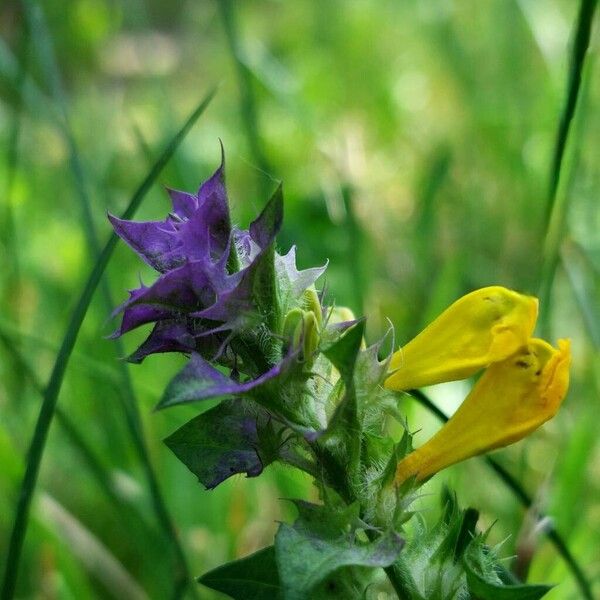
[{"left": 111, "top": 154, "right": 570, "bottom": 599}]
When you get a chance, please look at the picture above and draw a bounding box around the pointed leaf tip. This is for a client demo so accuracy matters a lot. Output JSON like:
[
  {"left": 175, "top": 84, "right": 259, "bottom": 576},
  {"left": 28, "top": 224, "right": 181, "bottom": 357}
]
[
  {"left": 250, "top": 184, "right": 284, "bottom": 248},
  {"left": 199, "top": 546, "right": 281, "bottom": 599},
  {"left": 323, "top": 318, "right": 366, "bottom": 382}
]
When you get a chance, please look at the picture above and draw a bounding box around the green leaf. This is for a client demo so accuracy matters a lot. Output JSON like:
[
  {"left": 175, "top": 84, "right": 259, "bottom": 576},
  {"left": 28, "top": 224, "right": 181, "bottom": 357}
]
[
  {"left": 311, "top": 567, "right": 375, "bottom": 599},
  {"left": 320, "top": 385, "right": 361, "bottom": 493},
  {"left": 353, "top": 333, "right": 392, "bottom": 397},
  {"left": 432, "top": 507, "right": 480, "bottom": 565},
  {"left": 465, "top": 572, "right": 552, "bottom": 600},
  {"left": 288, "top": 500, "right": 364, "bottom": 538},
  {"left": 275, "top": 501, "right": 404, "bottom": 600},
  {"left": 464, "top": 539, "right": 553, "bottom": 600},
  {"left": 454, "top": 508, "right": 479, "bottom": 562},
  {"left": 251, "top": 184, "right": 284, "bottom": 333},
  {"left": 199, "top": 545, "right": 281, "bottom": 600},
  {"left": 385, "top": 558, "right": 426, "bottom": 600},
  {"left": 434, "top": 488, "right": 480, "bottom": 563},
  {"left": 164, "top": 399, "right": 275, "bottom": 489},
  {"left": 323, "top": 320, "right": 365, "bottom": 385},
  {"left": 320, "top": 320, "right": 365, "bottom": 499},
  {"left": 381, "top": 429, "right": 414, "bottom": 488}
]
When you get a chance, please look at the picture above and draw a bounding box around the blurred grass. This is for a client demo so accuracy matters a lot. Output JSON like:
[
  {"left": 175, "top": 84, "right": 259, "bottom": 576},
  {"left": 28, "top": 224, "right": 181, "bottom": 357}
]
[{"left": 0, "top": 0, "right": 599, "bottom": 598}]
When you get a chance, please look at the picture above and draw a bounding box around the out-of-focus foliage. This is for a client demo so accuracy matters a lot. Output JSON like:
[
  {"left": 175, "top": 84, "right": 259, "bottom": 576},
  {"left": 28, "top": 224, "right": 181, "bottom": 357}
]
[{"left": 0, "top": 0, "right": 598, "bottom": 598}]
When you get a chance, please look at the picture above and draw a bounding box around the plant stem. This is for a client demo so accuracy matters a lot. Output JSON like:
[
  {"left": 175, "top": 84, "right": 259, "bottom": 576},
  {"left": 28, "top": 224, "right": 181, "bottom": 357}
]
[
  {"left": 317, "top": 442, "right": 411, "bottom": 599},
  {"left": 217, "top": 0, "right": 272, "bottom": 194},
  {"left": 543, "top": 0, "right": 597, "bottom": 232},
  {"left": 382, "top": 561, "right": 411, "bottom": 599},
  {"left": 537, "top": 0, "right": 597, "bottom": 335}
]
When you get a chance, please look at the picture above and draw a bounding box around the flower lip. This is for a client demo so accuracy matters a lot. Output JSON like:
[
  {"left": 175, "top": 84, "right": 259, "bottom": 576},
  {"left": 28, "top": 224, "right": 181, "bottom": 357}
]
[
  {"left": 539, "top": 338, "right": 571, "bottom": 414},
  {"left": 385, "top": 286, "right": 539, "bottom": 391},
  {"left": 393, "top": 336, "right": 571, "bottom": 486}
]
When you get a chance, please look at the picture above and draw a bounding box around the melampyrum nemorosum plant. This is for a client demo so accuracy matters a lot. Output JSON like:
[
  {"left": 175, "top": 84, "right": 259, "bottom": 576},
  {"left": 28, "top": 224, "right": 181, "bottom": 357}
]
[{"left": 109, "top": 153, "right": 570, "bottom": 600}]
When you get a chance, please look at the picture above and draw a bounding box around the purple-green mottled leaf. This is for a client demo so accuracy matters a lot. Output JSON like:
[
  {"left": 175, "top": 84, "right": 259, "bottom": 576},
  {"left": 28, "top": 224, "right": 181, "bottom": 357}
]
[
  {"left": 110, "top": 159, "right": 231, "bottom": 274},
  {"left": 110, "top": 156, "right": 284, "bottom": 362},
  {"left": 164, "top": 399, "right": 272, "bottom": 489},
  {"left": 127, "top": 321, "right": 197, "bottom": 363},
  {"left": 108, "top": 214, "right": 183, "bottom": 273},
  {"left": 157, "top": 352, "right": 292, "bottom": 409}
]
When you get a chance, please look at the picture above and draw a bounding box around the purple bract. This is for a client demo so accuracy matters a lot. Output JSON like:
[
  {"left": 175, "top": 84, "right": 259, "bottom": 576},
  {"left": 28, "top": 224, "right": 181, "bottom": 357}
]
[
  {"left": 110, "top": 155, "right": 325, "bottom": 367},
  {"left": 110, "top": 157, "right": 272, "bottom": 362}
]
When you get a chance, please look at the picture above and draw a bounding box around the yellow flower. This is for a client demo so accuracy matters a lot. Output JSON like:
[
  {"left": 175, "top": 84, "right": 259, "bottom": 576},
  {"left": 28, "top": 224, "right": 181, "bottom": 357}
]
[
  {"left": 382, "top": 286, "right": 570, "bottom": 486},
  {"left": 394, "top": 338, "right": 571, "bottom": 485},
  {"left": 385, "top": 286, "right": 539, "bottom": 391}
]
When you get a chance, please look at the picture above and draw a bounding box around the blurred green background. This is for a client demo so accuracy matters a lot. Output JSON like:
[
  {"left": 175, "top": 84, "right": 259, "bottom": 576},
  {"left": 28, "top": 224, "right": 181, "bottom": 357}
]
[{"left": 1, "top": 0, "right": 599, "bottom": 598}]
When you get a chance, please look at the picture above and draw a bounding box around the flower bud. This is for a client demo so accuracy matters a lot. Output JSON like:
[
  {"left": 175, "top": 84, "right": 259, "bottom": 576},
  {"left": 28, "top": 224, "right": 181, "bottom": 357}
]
[
  {"left": 282, "top": 307, "right": 320, "bottom": 361},
  {"left": 302, "top": 287, "right": 323, "bottom": 328}
]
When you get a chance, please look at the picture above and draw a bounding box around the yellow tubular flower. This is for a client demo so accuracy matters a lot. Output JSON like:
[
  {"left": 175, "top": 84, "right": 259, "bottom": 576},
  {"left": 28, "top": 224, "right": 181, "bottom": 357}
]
[
  {"left": 385, "top": 286, "right": 539, "bottom": 391},
  {"left": 394, "top": 338, "right": 571, "bottom": 485}
]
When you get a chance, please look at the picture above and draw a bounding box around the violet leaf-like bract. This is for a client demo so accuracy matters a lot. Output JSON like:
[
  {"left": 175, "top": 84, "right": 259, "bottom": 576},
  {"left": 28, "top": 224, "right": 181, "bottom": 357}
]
[
  {"left": 157, "top": 351, "right": 294, "bottom": 410},
  {"left": 110, "top": 158, "right": 290, "bottom": 368}
]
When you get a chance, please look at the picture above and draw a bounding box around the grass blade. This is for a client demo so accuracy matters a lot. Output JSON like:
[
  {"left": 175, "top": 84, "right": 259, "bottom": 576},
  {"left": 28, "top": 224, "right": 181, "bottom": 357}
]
[
  {"left": 543, "top": 0, "right": 597, "bottom": 231},
  {"left": 1, "top": 9, "right": 31, "bottom": 405},
  {"left": 408, "top": 388, "right": 594, "bottom": 600},
  {"left": 1, "top": 87, "right": 216, "bottom": 600},
  {"left": 40, "top": 494, "right": 149, "bottom": 600},
  {"left": 217, "top": 0, "right": 272, "bottom": 186},
  {"left": 537, "top": 0, "right": 597, "bottom": 332},
  {"left": 561, "top": 239, "right": 600, "bottom": 349},
  {"left": 22, "top": 4, "right": 201, "bottom": 597},
  {"left": 0, "top": 328, "right": 157, "bottom": 536}
]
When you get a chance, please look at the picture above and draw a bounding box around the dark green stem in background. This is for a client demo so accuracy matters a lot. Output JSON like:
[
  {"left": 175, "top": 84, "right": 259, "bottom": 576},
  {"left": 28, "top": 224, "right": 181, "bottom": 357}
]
[
  {"left": 537, "top": 0, "right": 597, "bottom": 333},
  {"left": 1, "top": 7, "right": 29, "bottom": 403},
  {"left": 543, "top": 0, "right": 597, "bottom": 231},
  {"left": 342, "top": 185, "right": 365, "bottom": 315},
  {"left": 0, "top": 90, "right": 215, "bottom": 600},
  {"left": 0, "top": 328, "right": 157, "bottom": 536},
  {"left": 217, "top": 0, "right": 272, "bottom": 190},
  {"left": 408, "top": 389, "right": 594, "bottom": 600}
]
